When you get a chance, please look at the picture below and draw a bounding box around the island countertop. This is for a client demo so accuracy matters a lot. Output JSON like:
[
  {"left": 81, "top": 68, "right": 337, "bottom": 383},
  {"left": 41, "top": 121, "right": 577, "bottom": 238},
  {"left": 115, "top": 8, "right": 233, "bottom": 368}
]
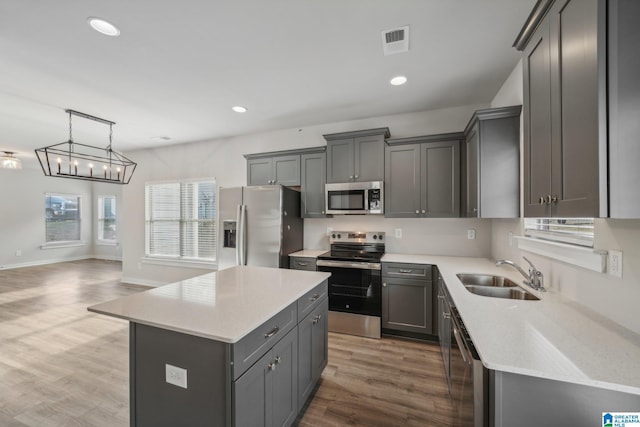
[{"left": 88, "top": 266, "right": 330, "bottom": 343}]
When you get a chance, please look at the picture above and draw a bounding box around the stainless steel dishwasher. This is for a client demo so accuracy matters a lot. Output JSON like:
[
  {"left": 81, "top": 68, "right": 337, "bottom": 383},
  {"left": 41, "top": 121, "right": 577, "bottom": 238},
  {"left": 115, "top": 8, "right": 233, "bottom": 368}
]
[{"left": 449, "top": 305, "right": 488, "bottom": 427}]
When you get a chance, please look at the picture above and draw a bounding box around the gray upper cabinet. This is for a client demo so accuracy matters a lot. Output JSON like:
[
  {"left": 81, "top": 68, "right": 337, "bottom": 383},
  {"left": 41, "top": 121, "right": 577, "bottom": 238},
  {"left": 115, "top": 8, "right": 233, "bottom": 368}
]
[
  {"left": 246, "top": 154, "right": 301, "bottom": 187},
  {"left": 463, "top": 106, "right": 521, "bottom": 218},
  {"left": 300, "top": 150, "right": 328, "bottom": 218},
  {"left": 323, "top": 128, "right": 390, "bottom": 183},
  {"left": 608, "top": 0, "right": 640, "bottom": 218},
  {"left": 385, "top": 133, "right": 462, "bottom": 218},
  {"left": 517, "top": 0, "right": 606, "bottom": 218}
]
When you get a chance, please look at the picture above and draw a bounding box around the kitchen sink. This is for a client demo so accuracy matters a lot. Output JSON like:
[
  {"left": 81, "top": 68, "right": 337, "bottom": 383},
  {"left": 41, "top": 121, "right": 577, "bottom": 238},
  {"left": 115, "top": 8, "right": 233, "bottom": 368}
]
[
  {"left": 464, "top": 285, "right": 540, "bottom": 301},
  {"left": 456, "top": 274, "right": 518, "bottom": 288}
]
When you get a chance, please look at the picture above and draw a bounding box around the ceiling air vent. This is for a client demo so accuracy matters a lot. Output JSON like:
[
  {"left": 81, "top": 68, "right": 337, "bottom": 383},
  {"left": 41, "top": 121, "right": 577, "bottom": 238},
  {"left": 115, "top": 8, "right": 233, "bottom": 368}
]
[{"left": 381, "top": 26, "right": 409, "bottom": 56}]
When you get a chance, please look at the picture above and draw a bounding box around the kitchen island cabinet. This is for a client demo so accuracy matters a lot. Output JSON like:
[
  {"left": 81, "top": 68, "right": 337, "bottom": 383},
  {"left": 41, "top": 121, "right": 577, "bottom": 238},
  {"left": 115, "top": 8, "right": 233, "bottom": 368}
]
[{"left": 89, "top": 266, "right": 330, "bottom": 427}]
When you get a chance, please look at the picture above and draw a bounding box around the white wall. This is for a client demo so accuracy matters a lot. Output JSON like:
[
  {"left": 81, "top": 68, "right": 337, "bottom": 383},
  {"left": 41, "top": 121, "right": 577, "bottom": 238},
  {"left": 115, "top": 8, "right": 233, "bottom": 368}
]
[
  {"left": 121, "top": 103, "right": 488, "bottom": 285},
  {"left": 0, "top": 165, "right": 93, "bottom": 268},
  {"left": 490, "top": 61, "right": 640, "bottom": 335}
]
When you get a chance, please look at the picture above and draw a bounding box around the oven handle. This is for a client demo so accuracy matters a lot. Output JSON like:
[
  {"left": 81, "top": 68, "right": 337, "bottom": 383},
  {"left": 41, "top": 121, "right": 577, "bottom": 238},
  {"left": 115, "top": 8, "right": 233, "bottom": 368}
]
[{"left": 316, "top": 260, "right": 381, "bottom": 270}]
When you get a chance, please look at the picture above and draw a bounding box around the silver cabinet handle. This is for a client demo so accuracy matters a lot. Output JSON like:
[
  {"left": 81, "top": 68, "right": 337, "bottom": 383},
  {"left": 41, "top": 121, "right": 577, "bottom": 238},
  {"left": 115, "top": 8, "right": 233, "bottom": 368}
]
[
  {"left": 443, "top": 312, "right": 451, "bottom": 319},
  {"left": 309, "top": 293, "right": 320, "bottom": 302},
  {"left": 422, "top": 210, "right": 426, "bottom": 214},
  {"left": 297, "top": 261, "right": 308, "bottom": 266},
  {"left": 437, "top": 294, "right": 444, "bottom": 300},
  {"left": 398, "top": 269, "right": 412, "bottom": 274},
  {"left": 415, "top": 210, "right": 419, "bottom": 214},
  {"left": 268, "top": 362, "right": 276, "bottom": 371},
  {"left": 313, "top": 314, "right": 322, "bottom": 325},
  {"left": 539, "top": 196, "right": 545, "bottom": 205},
  {"left": 473, "top": 208, "right": 478, "bottom": 212},
  {"left": 264, "top": 326, "right": 279, "bottom": 338},
  {"left": 275, "top": 356, "right": 281, "bottom": 364},
  {"left": 382, "top": 282, "right": 387, "bottom": 287},
  {"left": 354, "top": 175, "right": 359, "bottom": 179},
  {"left": 349, "top": 175, "right": 354, "bottom": 179},
  {"left": 321, "top": 210, "right": 325, "bottom": 214}
]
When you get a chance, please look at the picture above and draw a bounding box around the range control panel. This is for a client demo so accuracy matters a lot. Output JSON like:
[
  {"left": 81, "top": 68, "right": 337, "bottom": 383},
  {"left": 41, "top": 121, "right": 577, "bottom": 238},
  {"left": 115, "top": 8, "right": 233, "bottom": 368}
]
[{"left": 328, "top": 231, "right": 385, "bottom": 244}]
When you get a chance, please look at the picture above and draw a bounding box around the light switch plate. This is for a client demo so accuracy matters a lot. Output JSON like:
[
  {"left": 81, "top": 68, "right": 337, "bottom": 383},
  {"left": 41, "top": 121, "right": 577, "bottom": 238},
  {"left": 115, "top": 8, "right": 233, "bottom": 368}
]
[
  {"left": 166, "top": 364, "right": 188, "bottom": 389},
  {"left": 467, "top": 229, "right": 476, "bottom": 240},
  {"left": 395, "top": 228, "right": 402, "bottom": 238}
]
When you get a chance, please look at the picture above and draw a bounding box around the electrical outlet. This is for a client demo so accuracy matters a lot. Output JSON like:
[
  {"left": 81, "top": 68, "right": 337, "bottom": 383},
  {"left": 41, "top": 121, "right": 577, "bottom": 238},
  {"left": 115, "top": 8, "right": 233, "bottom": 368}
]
[
  {"left": 15, "top": 250, "right": 21, "bottom": 257},
  {"left": 608, "top": 250, "right": 623, "bottom": 278},
  {"left": 508, "top": 232, "right": 514, "bottom": 247},
  {"left": 166, "top": 364, "right": 188, "bottom": 389},
  {"left": 467, "top": 229, "right": 476, "bottom": 240},
  {"left": 395, "top": 228, "right": 402, "bottom": 238}
]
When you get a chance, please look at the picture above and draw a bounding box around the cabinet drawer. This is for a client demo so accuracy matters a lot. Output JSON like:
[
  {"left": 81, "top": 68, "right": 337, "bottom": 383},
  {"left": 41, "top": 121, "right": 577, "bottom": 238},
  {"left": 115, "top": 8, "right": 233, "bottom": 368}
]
[
  {"left": 298, "top": 280, "right": 328, "bottom": 322},
  {"left": 382, "top": 263, "right": 432, "bottom": 279},
  {"left": 231, "top": 302, "right": 297, "bottom": 380},
  {"left": 290, "top": 257, "right": 317, "bottom": 271}
]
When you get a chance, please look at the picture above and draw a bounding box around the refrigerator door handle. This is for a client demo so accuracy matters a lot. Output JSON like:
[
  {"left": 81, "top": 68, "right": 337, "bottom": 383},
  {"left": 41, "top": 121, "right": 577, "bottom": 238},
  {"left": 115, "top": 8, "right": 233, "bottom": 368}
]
[
  {"left": 235, "top": 204, "right": 241, "bottom": 265},
  {"left": 239, "top": 204, "right": 248, "bottom": 265}
]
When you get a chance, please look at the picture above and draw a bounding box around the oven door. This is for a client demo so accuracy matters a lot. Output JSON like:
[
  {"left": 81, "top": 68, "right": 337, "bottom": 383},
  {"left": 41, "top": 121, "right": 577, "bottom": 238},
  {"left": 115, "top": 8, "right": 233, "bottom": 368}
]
[{"left": 316, "top": 260, "right": 382, "bottom": 316}]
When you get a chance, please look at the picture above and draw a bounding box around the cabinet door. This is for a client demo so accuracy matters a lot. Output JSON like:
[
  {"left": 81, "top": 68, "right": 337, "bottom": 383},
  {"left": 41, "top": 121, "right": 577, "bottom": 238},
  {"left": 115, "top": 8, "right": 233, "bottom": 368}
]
[
  {"left": 354, "top": 135, "right": 384, "bottom": 181},
  {"left": 549, "top": 0, "right": 601, "bottom": 217},
  {"left": 300, "top": 152, "right": 327, "bottom": 218},
  {"left": 608, "top": 0, "right": 640, "bottom": 218},
  {"left": 465, "top": 126, "right": 479, "bottom": 217},
  {"left": 384, "top": 144, "right": 421, "bottom": 218},
  {"left": 421, "top": 141, "right": 460, "bottom": 217},
  {"left": 273, "top": 155, "right": 301, "bottom": 186},
  {"left": 298, "top": 298, "right": 328, "bottom": 411},
  {"left": 248, "top": 158, "right": 274, "bottom": 186},
  {"left": 382, "top": 278, "right": 432, "bottom": 335},
  {"left": 271, "top": 328, "right": 298, "bottom": 427},
  {"left": 234, "top": 350, "right": 269, "bottom": 427},
  {"left": 326, "top": 139, "right": 354, "bottom": 183},
  {"left": 523, "top": 19, "right": 552, "bottom": 217}
]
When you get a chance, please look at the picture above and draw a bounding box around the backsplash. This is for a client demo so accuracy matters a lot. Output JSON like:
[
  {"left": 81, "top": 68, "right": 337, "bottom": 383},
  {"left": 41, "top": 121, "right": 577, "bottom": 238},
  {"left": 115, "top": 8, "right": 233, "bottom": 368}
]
[{"left": 304, "top": 216, "right": 492, "bottom": 257}]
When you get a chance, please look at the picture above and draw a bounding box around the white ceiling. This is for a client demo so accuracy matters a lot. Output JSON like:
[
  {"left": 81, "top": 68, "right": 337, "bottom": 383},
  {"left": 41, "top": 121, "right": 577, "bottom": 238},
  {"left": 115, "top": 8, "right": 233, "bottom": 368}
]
[{"left": 0, "top": 0, "right": 535, "bottom": 161}]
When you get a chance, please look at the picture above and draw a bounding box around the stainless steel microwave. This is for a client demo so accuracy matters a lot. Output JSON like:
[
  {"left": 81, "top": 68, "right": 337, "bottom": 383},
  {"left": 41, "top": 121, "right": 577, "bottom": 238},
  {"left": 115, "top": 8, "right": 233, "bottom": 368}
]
[{"left": 325, "top": 181, "right": 384, "bottom": 215}]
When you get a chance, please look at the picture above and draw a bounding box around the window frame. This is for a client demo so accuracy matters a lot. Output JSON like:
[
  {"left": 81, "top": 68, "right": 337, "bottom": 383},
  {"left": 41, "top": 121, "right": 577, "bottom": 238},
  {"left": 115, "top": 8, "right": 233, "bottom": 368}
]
[
  {"left": 44, "top": 192, "right": 83, "bottom": 246},
  {"left": 523, "top": 217, "right": 595, "bottom": 248},
  {"left": 144, "top": 178, "right": 216, "bottom": 265},
  {"left": 97, "top": 195, "right": 117, "bottom": 245}
]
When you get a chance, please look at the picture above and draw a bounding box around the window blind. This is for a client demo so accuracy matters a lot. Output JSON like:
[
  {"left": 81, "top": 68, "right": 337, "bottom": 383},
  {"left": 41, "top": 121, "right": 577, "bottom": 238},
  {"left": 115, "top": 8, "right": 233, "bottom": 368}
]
[
  {"left": 145, "top": 180, "right": 216, "bottom": 261},
  {"left": 524, "top": 218, "right": 594, "bottom": 247},
  {"left": 98, "top": 195, "right": 116, "bottom": 242}
]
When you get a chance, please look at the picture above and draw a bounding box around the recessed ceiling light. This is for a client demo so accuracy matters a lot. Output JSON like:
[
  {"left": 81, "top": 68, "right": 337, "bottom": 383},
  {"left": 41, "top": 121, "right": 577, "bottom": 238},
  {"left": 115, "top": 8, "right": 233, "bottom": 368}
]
[
  {"left": 390, "top": 76, "right": 407, "bottom": 86},
  {"left": 232, "top": 106, "right": 248, "bottom": 113},
  {"left": 87, "top": 17, "right": 120, "bottom": 37}
]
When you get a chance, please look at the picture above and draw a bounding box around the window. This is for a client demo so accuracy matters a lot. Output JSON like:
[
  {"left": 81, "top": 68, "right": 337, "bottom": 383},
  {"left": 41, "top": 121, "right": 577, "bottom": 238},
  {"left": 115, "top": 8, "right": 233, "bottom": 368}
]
[
  {"left": 45, "top": 193, "right": 82, "bottom": 243},
  {"left": 98, "top": 195, "right": 117, "bottom": 244},
  {"left": 145, "top": 179, "right": 216, "bottom": 262},
  {"left": 524, "top": 218, "right": 595, "bottom": 247}
]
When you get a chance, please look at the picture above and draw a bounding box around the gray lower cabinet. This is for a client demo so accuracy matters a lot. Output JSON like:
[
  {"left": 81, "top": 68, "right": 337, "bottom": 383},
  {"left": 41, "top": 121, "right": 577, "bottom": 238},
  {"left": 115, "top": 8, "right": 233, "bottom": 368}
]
[
  {"left": 518, "top": 0, "right": 606, "bottom": 217},
  {"left": 297, "top": 297, "right": 328, "bottom": 411},
  {"left": 290, "top": 256, "right": 317, "bottom": 271},
  {"left": 234, "top": 326, "right": 298, "bottom": 427},
  {"left": 381, "top": 263, "right": 434, "bottom": 337},
  {"left": 385, "top": 134, "right": 462, "bottom": 218},
  {"left": 324, "top": 128, "right": 390, "bottom": 183},
  {"left": 463, "top": 106, "right": 521, "bottom": 218},
  {"left": 247, "top": 155, "right": 301, "bottom": 186},
  {"left": 300, "top": 151, "right": 328, "bottom": 218}
]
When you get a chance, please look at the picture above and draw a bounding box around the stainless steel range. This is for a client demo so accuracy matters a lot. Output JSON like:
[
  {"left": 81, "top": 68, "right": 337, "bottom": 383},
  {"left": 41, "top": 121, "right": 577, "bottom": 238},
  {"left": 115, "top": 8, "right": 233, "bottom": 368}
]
[{"left": 316, "top": 231, "right": 384, "bottom": 339}]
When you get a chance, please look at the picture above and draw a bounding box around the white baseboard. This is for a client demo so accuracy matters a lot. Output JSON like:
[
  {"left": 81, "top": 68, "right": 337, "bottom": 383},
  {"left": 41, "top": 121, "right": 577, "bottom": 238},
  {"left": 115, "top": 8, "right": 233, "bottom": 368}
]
[
  {"left": 93, "top": 254, "right": 123, "bottom": 262},
  {"left": 0, "top": 255, "right": 93, "bottom": 270}
]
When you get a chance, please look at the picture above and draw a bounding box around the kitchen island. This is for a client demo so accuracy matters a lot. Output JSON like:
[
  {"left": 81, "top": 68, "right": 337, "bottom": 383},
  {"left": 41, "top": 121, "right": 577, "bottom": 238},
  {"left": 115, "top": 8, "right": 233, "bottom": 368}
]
[{"left": 88, "top": 265, "right": 330, "bottom": 427}]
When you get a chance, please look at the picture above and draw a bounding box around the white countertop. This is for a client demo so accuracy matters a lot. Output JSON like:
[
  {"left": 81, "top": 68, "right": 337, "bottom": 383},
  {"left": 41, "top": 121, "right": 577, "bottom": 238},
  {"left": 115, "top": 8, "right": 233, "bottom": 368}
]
[
  {"left": 383, "top": 253, "right": 640, "bottom": 395},
  {"left": 88, "top": 266, "right": 330, "bottom": 344},
  {"left": 289, "top": 249, "right": 327, "bottom": 258}
]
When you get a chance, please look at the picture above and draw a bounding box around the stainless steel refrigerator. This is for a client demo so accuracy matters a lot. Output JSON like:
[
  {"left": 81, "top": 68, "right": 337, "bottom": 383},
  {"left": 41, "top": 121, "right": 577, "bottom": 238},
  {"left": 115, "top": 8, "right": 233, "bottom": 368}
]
[{"left": 217, "top": 185, "right": 303, "bottom": 270}]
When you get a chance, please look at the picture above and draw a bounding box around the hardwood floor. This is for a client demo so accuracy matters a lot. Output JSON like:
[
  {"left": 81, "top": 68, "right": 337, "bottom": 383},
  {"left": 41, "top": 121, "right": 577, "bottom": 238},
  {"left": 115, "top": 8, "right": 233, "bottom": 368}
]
[{"left": 0, "top": 260, "right": 454, "bottom": 426}]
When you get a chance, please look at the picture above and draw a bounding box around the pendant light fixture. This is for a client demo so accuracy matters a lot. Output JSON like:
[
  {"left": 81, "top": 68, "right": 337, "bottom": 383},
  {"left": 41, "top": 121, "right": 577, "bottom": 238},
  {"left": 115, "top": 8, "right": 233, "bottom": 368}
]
[
  {"left": 1, "top": 152, "right": 22, "bottom": 169},
  {"left": 35, "top": 109, "right": 136, "bottom": 184}
]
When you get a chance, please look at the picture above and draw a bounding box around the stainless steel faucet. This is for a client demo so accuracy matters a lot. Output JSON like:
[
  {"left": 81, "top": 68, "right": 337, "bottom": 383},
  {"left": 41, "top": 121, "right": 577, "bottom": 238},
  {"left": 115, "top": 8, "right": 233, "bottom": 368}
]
[{"left": 495, "top": 256, "right": 545, "bottom": 292}]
